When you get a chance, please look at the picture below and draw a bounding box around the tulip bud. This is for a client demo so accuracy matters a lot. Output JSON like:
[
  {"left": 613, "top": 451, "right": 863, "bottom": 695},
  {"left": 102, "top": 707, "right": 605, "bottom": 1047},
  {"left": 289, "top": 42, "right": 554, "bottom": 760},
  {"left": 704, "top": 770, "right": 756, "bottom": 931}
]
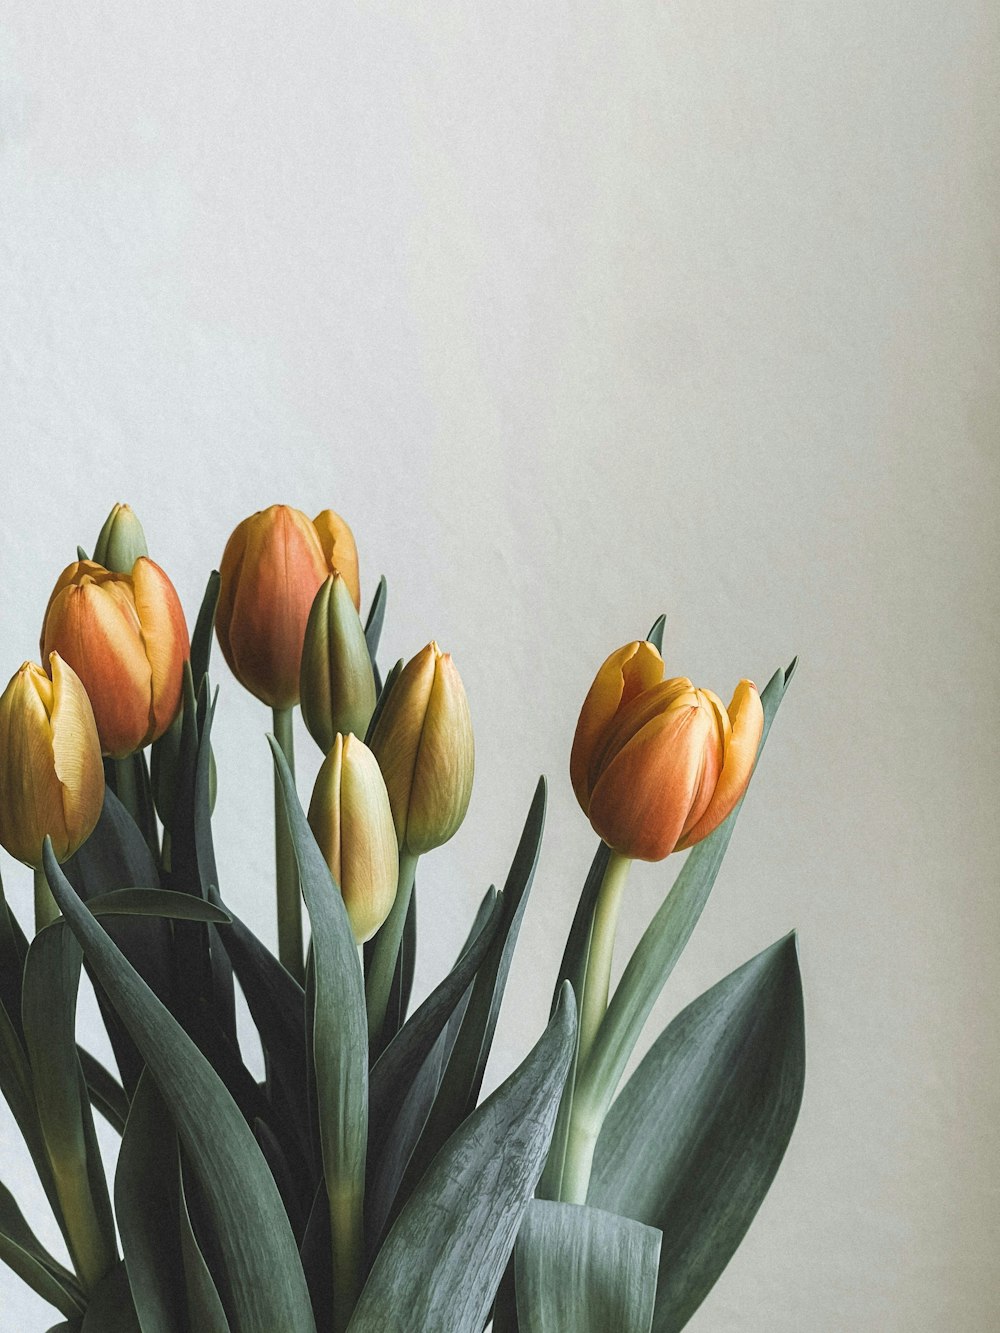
[
  {"left": 571, "top": 641, "right": 764, "bottom": 861},
  {"left": 0, "top": 655, "right": 105, "bottom": 867},
  {"left": 92, "top": 503, "right": 148, "bottom": 574},
  {"left": 307, "top": 733, "right": 398, "bottom": 943},
  {"left": 368, "top": 642, "right": 474, "bottom": 854},
  {"left": 216, "top": 505, "right": 361, "bottom": 709},
  {"left": 300, "top": 574, "right": 377, "bottom": 754},
  {"left": 40, "top": 558, "right": 190, "bottom": 759}
]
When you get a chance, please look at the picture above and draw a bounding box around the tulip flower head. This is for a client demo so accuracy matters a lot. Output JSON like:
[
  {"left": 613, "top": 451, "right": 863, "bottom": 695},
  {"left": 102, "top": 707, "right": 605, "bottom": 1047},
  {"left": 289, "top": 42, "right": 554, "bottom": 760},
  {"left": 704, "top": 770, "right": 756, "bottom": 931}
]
[
  {"left": 41, "top": 558, "right": 190, "bottom": 759},
  {"left": 216, "top": 505, "right": 360, "bottom": 710},
  {"left": 571, "top": 640, "right": 764, "bottom": 861},
  {"left": 369, "top": 642, "right": 474, "bottom": 855},
  {"left": 0, "top": 654, "right": 105, "bottom": 867},
  {"left": 92, "top": 502, "right": 148, "bottom": 574},
  {"left": 308, "top": 733, "right": 399, "bottom": 943},
  {"left": 300, "top": 573, "right": 377, "bottom": 754}
]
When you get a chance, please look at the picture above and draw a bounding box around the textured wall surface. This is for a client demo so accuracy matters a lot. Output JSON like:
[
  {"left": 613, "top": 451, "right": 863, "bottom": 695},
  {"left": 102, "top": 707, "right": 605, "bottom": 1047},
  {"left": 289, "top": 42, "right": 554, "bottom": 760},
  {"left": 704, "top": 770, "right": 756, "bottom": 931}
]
[{"left": 1, "top": 3, "right": 998, "bottom": 1328}]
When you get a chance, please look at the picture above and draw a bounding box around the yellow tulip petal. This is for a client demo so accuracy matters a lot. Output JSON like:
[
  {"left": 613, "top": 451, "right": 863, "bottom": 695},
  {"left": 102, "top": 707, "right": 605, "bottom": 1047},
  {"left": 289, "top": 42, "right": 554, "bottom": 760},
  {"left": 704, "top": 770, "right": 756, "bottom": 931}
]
[
  {"left": 339, "top": 736, "right": 398, "bottom": 942},
  {"left": 405, "top": 651, "right": 474, "bottom": 854},
  {"left": 313, "top": 509, "right": 361, "bottom": 610},
  {"left": 368, "top": 643, "right": 437, "bottom": 845},
  {"left": 675, "top": 680, "right": 764, "bottom": 851},
  {"left": 587, "top": 702, "right": 715, "bottom": 861},
  {"left": 48, "top": 654, "right": 104, "bottom": 858},
  {"left": 308, "top": 734, "right": 345, "bottom": 888},
  {"left": 570, "top": 641, "right": 664, "bottom": 813}
]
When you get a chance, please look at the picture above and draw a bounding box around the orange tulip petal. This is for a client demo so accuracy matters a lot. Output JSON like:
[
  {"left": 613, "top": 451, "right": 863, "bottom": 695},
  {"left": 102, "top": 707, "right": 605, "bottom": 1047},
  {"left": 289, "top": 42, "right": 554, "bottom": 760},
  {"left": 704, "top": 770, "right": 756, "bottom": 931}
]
[
  {"left": 587, "top": 703, "right": 715, "bottom": 861},
  {"left": 215, "top": 517, "right": 249, "bottom": 673},
  {"left": 675, "top": 680, "right": 764, "bottom": 851},
  {"left": 131, "top": 558, "right": 189, "bottom": 741},
  {"left": 570, "top": 641, "right": 664, "bottom": 813},
  {"left": 587, "top": 676, "right": 696, "bottom": 795}
]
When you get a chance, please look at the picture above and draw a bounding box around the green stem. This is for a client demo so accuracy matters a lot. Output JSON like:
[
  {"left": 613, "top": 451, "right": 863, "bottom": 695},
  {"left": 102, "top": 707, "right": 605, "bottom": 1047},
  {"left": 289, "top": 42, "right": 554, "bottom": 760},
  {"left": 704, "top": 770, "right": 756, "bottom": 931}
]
[
  {"left": 559, "top": 849, "right": 631, "bottom": 1205},
  {"left": 34, "top": 865, "right": 59, "bottom": 933},
  {"left": 330, "top": 1181, "right": 363, "bottom": 1333},
  {"left": 273, "top": 707, "right": 303, "bottom": 984},
  {"left": 365, "top": 850, "right": 418, "bottom": 1050},
  {"left": 113, "top": 755, "right": 139, "bottom": 825}
]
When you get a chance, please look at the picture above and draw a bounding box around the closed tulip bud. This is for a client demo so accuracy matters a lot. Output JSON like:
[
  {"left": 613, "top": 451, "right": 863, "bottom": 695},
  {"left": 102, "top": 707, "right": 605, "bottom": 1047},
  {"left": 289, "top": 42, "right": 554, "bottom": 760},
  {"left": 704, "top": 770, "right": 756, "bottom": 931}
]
[
  {"left": 216, "top": 505, "right": 361, "bottom": 709},
  {"left": 369, "top": 642, "right": 474, "bottom": 854},
  {"left": 40, "top": 558, "right": 190, "bottom": 759},
  {"left": 92, "top": 502, "right": 148, "bottom": 574},
  {"left": 0, "top": 655, "right": 105, "bottom": 867},
  {"left": 307, "top": 733, "right": 398, "bottom": 943},
  {"left": 571, "top": 641, "right": 764, "bottom": 861},
  {"left": 300, "top": 574, "right": 376, "bottom": 754}
]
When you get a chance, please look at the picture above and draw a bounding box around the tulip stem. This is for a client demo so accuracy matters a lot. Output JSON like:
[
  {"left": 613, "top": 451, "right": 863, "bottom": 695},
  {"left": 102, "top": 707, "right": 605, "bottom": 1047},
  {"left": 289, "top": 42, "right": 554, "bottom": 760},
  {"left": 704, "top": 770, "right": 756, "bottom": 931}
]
[
  {"left": 330, "top": 1180, "right": 364, "bottom": 1333},
  {"left": 113, "top": 756, "right": 139, "bottom": 825},
  {"left": 366, "top": 850, "right": 418, "bottom": 1054},
  {"left": 33, "top": 865, "right": 60, "bottom": 933},
  {"left": 272, "top": 707, "right": 303, "bottom": 984},
  {"left": 559, "top": 848, "right": 631, "bottom": 1205}
]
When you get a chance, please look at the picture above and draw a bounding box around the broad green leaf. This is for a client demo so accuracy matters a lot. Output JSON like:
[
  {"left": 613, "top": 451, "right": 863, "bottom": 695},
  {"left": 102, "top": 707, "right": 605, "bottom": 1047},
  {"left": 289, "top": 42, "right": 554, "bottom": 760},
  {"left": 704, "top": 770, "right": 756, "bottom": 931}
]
[
  {"left": 514, "top": 1200, "right": 661, "bottom": 1333},
  {"left": 0, "top": 1182, "right": 85, "bottom": 1319},
  {"left": 590, "top": 934, "right": 805, "bottom": 1332},
  {"left": 190, "top": 571, "right": 221, "bottom": 687},
  {"left": 80, "top": 1261, "right": 141, "bottom": 1331},
  {"left": 43, "top": 843, "right": 317, "bottom": 1333},
  {"left": 77, "top": 1049, "right": 129, "bottom": 1135},
  {"left": 393, "top": 780, "right": 545, "bottom": 1216},
  {"left": 349, "top": 984, "right": 576, "bottom": 1333},
  {"left": 84, "top": 889, "right": 231, "bottom": 923},
  {"left": 363, "top": 575, "right": 387, "bottom": 665},
  {"left": 576, "top": 661, "right": 795, "bottom": 1123},
  {"left": 22, "top": 922, "right": 117, "bottom": 1291},
  {"left": 269, "top": 738, "right": 367, "bottom": 1330},
  {"left": 115, "top": 1071, "right": 187, "bottom": 1333},
  {"left": 179, "top": 1159, "right": 230, "bottom": 1333}
]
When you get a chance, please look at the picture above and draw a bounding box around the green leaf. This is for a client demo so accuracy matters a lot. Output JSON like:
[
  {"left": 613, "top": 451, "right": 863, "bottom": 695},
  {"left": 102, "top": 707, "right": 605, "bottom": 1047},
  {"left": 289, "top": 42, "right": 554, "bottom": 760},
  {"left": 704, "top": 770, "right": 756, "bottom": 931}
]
[
  {"left": 590, "top": 934, "right": 805, "bottom": 1332},
  {"left": 269, "top": 737, "right": 367, "bottom": 1329},
  {"left": 80, "top": 1261, "right": 141, "bottom": 1331},
  {"left": 363, "top": 576, "right": 387, "bottom": 665},
  {"left": 0, "top": 1182, "right": 85, "bottom": 1319},
  {"left": 190, "top": 571, "right": 221, "bottom": 688},
  {"left": 179, "top": 1159, "right": 230, "bottom": 1333},
  {"left": 115, "top": 1071, "right": 187, "bottom": 1333},
  {"left": 348, "top": 985, "right": 577, "bottom": 1333},
  {"left": 392, "top": 780, "right": 545, "bottom": 1216},
  {"left": 43, "top": 843, "right": 317, "bottom": 1333},
  {"left": 646, "top": 614, "right": 666, "bottom": 653},
  {"left": 364, "top": 659, "right": 402, "bottom": 745},
  {"left": 82, "top": 889, "right": 231, "bottom": 924},
  {"left": 514, "top": 1200, "right": 661, "bottom": 1333},
  {"left": 22, "top": 922, "right": 117, "bottom": 1291},
  {"left": 575, "top": 661, "right": 795, "bottom": 1122},
  {"left": 77, "top": 1048, "right": 129, "bottom": 1135}
]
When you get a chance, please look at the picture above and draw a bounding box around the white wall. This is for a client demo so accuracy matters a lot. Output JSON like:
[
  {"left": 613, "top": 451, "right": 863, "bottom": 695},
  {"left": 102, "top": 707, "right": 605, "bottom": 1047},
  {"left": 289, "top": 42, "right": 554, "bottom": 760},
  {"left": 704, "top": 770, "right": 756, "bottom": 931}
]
[{"left": 1, "top": 2, "right": 997, "bottom": 1328}]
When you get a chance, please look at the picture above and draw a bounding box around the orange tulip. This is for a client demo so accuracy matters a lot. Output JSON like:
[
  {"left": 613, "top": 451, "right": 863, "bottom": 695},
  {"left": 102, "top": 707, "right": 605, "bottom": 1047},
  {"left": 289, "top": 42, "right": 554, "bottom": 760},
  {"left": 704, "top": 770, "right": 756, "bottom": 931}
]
[
  {"left": 0, "top": 654, "right": 105, "bottom": 867},
  {"left": 216, "top": 505, "right": 360, "bottom": 709},
  {"left": 41, "top": 558, "right": 189, "bottom": 759},
  {"left": 571, "top": 641, "right": 763, "bottom": 861}
]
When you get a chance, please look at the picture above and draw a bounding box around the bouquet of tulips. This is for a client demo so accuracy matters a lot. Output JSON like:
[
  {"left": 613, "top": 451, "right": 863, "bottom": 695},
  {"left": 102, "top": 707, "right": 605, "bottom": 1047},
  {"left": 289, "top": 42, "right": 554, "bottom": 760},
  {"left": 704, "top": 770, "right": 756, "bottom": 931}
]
[{"left": 0, "top": 502, "right": 804, "bottom": 1333}]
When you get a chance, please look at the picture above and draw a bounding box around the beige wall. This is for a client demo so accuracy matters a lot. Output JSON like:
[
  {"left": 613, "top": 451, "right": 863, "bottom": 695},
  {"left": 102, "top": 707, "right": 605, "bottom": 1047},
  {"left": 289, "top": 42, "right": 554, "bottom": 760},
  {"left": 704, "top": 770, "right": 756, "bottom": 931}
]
[{"left": 1, "top": 2, "right": 997, "bottom": 1328}]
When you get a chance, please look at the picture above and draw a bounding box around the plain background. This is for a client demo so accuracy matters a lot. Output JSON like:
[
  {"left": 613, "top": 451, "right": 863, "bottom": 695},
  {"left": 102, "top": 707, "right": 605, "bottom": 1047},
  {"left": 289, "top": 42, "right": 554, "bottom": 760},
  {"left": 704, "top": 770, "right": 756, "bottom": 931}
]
[{"left": 2, "top": 3, "right": 998, "bottom": 1329}]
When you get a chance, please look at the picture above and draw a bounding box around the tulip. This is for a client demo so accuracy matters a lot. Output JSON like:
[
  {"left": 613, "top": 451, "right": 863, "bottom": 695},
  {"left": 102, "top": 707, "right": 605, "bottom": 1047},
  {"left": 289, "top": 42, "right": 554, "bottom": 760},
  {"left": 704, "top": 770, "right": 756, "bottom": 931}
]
[
  {"left": 215, "top": 504, "right": 360, "bottom": 710},
  {"left": 307, "top": 733, "right": 398, "bottom": 943},
  {"left": 570, "top": 641, "right": 763, "bottom": 861},
  {"left": 40, "top": 558, "right": 189, "bottom": 759},
  {"left": 0, "top": 654, "right": 104, "bottom": 869},
  {"left": 92, "top": 502, "right": 148, "bottom": 574},
  {"left": 300, "top": 574, "right": 377, "bottom": 754},
  {"left": 368, "top": 642, "right": 474, "bottom": 856}
]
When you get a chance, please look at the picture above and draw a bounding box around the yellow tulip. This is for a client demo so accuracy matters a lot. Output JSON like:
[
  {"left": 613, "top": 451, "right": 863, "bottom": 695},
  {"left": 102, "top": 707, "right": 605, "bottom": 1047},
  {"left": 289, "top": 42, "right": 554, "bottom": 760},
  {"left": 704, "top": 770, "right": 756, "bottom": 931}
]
[
  {"left": 216, "top": 505, "right": 360, "bottom": 710},
  {"left": 307, "top": 733, "right": 399, "bottom": 943},
  {"left": 368, "top": 642, "right": 474, "bottom": 854},
  {"left": 0, "top": 654, "right": 105, "bottom": 867},
  {"left": 41, "top": 558, "right": 190, "bottom": 759},
  {"left": 300, "top": 574, "right": 376, "bottom": 754},
  {"left": 571, "top": 641, "right": 763, "bottom": 861}
]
